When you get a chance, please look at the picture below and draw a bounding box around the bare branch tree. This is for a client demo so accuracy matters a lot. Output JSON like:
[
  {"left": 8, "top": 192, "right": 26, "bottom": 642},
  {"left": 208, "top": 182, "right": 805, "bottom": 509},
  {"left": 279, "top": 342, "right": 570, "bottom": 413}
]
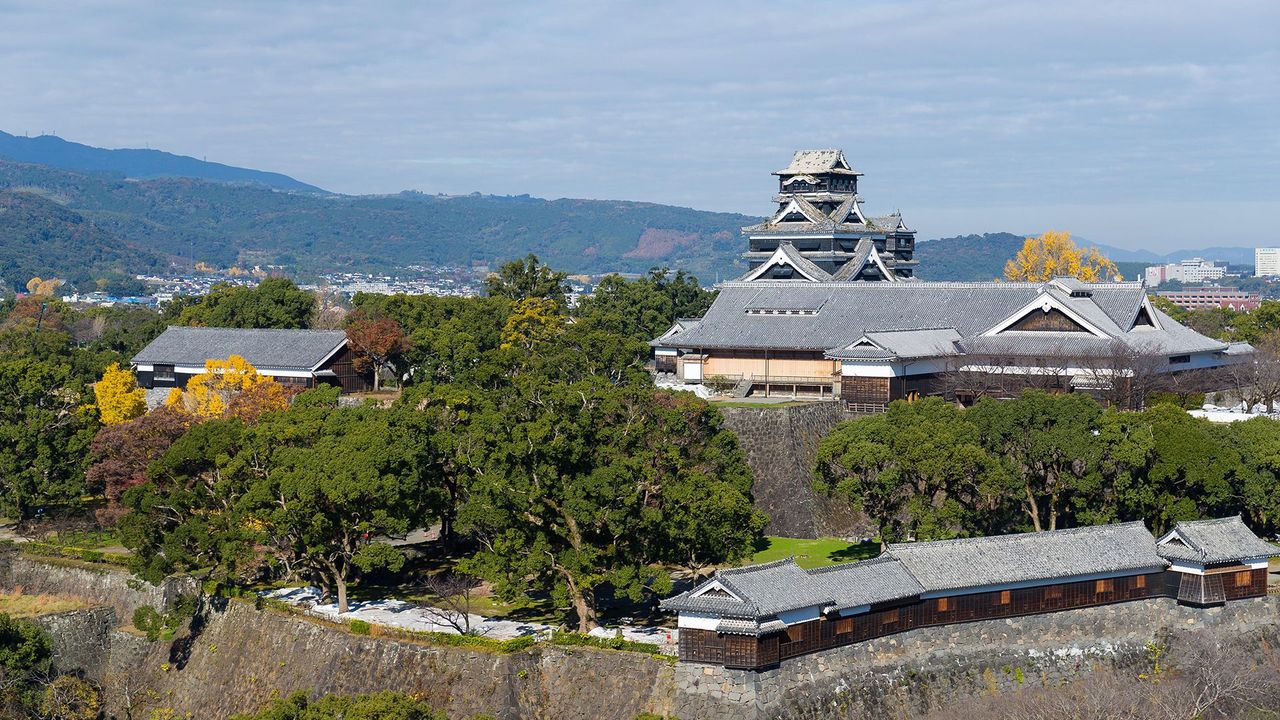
[{"left": 415, "top": 573, "right": 484, "bottom": 635}]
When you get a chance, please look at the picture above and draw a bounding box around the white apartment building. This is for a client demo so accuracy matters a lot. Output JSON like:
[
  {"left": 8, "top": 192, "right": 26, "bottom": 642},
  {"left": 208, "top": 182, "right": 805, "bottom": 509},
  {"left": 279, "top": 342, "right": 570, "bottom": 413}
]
[
  {"left": 1256, "top": 248, "right": 1280, "bottom": 277},
  {"left": 1144, "top": 258, "right": 1228, "bottom": 286}
]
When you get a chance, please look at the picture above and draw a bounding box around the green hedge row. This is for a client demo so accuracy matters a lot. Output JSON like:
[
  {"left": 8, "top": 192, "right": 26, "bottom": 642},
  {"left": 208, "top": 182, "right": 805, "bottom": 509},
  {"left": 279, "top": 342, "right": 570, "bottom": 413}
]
[{"left": 17, "top": 541, "right": 131, "bottom": 567}]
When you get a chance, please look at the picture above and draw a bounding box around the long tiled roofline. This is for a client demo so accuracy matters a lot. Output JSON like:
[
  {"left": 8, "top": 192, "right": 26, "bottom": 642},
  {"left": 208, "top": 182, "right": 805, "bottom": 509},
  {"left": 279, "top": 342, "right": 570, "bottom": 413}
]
[
  {"left": 883, "top": 520, "right": 1149, "bottom": 552},
  {"left": 714, "top": 279, "right": 1147, "bottom": 291}
]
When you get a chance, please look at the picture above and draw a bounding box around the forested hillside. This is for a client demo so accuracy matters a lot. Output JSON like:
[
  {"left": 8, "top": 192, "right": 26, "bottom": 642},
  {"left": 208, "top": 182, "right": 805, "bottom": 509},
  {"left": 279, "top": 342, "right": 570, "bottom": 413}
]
[
  {"left": 0, "top": 159, "right": 755, "bottom": 282},
  {"left": 0, "top": 189, "right": 167, "bottom": 292}
]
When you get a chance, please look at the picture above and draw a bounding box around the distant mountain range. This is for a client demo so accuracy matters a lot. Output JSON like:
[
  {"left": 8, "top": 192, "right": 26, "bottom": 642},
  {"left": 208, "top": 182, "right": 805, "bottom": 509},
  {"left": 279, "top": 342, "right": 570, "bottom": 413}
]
[
  {"left": 0, "top": 131, "right": 326, "bottom": 193},
  {"left": 0, "top": 131, "right": 1264, "bottom": 292}
]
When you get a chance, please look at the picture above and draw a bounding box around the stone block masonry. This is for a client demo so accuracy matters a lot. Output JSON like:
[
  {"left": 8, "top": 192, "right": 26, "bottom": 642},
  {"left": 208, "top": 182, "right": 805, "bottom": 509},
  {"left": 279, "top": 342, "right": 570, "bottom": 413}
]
[
  {"left": 672, "top": 595, "right": 1279, "bottom": 720},
  {"left": 718, "top": 402, "right": 851, "bottom": 537},
  {"left": 5, "top": 553, "right": 1279, "bottom": 719}
]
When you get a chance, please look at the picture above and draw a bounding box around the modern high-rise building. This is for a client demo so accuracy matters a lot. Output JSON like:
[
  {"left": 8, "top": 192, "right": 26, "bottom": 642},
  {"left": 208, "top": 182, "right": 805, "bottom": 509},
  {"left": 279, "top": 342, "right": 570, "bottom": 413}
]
[
  {"left": 1255, "top": 248, "right": 1280, "bottom": 277},
  {"left": 1143, "top": 258, "right": 1227, "bottom": 286}
]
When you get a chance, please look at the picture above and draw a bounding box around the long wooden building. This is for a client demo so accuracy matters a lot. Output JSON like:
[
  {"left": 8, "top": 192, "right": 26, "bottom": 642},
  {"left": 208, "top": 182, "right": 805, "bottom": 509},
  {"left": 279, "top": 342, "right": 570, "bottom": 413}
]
[
  {"left": 662, "top": 516, "right": 1277, "bottom": 670},
  {"left": 131, "top": 326, "right": 374, "bottom": 393}
]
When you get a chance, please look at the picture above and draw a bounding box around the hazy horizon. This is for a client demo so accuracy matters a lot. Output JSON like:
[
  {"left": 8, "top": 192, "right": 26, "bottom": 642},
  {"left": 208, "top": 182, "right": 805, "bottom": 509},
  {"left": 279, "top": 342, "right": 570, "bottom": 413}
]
[{"left": 1, "top": 1, "right": 1276, "bottom": 252}]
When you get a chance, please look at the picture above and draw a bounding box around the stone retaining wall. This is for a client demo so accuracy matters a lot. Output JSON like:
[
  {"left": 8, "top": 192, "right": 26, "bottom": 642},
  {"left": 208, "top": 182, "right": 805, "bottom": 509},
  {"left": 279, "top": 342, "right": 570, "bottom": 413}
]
[
  {"left": 673, "top": 596, "right": 1280, "bottom": 720},
  {"left": 718, "top": 402, "right": 852, "bottom": 537},
  {"left": 0, "top": 550, "right": 195, "bottom": 622}
]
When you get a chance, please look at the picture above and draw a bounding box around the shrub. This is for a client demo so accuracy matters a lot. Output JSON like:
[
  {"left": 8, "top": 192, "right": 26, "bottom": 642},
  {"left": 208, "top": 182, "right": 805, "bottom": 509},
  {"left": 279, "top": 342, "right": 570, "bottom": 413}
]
[
  {"left": 349, "top": 619, "right": 372, "bottom": 635},
  {"left": 549, "top": 630, "right": 662, "bottom": 655}
]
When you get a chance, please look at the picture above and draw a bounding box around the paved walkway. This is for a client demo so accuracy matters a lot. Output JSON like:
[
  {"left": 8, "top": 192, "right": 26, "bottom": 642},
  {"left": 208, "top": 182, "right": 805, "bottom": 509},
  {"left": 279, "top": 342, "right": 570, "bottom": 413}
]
[{"left": 263, "top": 587, "right": 678, "bottom": 654}]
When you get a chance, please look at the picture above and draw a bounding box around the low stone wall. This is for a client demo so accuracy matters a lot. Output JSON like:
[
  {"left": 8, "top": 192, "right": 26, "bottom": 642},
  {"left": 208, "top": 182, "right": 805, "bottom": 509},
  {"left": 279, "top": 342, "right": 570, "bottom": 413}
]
[
  {"left": 0, "top": 550, "right": 195, "bottom": 622},
  {"left": 673, "top": 596, "right": 1280, "bottom": 720},
  {"left": 718, "top": 402, "right": 851, "bottom": 537}
]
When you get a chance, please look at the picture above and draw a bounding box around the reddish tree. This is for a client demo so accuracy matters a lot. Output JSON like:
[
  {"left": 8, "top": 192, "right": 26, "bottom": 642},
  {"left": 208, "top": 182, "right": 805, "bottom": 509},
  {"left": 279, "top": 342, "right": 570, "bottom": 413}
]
[
  {"left": 345, "top": 314, "right": 408, "bottom": 391},
  {"left": 226, "top": 381, "right": 299, "bottom": 424},
  {"left": 85, "top": 407, "right": 189, "bottom": 525}
]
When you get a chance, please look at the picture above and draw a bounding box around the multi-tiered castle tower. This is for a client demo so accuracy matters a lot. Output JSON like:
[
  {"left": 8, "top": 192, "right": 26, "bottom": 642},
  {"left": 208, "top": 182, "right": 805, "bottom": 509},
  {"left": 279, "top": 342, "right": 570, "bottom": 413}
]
[{"left": 741, "top": 150, "right": 917, "bottom": 281}]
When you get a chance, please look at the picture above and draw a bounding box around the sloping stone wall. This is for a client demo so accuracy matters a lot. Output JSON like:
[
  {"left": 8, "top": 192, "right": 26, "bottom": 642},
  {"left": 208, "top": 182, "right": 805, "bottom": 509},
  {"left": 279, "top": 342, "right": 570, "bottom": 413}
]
[
  {"left": 673, "top": 596, "right": 1280, "bottom": 720},
  {"left": 718, "top": 402, "right": 851, "bottom": 537}
]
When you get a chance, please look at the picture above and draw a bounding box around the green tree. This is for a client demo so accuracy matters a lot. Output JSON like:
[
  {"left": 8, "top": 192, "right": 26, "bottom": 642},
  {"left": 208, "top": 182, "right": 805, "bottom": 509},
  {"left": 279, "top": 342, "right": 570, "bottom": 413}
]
[
  {"left": 0, "top": 613, "right": 51, "bottom": 713},
  {"left": 1113, "top": 404, "right": 1237, "bottom": 534},
  {"left": 1222, "top": 417, "right": 1280, "bottom": 536},
  {"left": 118, "top": 418, "right": 254, "bottom": 583},
  {"left": 176, "top": 277, "right": 315, "bottom": 329},
  {"left": 968, "top": 391, "right": 1105, "bottom": 531},
  {"left": 460, "top": 380, "right": 762, "bottom": 631},
  {"left": 236, "top": 406, "right": 423, "bottom": 613},
  {"left": 0, "top": 358, "right": 98, "bottom": 520},
  {"left": 574, "top": 268, "right": 715, "bottom": 342},
  {"left": 815, "top": 398, "right": 1009, "bottom": 546},
  {"left": 230, "top": 691, "right": 445, "bottom": 720},
  {"left": 485, "top": 254, "right": 570, "bottom": 309}
]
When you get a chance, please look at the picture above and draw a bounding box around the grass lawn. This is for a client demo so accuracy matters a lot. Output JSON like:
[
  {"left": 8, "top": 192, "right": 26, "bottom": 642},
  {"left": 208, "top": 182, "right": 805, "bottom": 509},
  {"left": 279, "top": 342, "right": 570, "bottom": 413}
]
[
  {"left": 0, "top": 591, "right": 89, "bottom": 618},
  {"left": 749, "top": 536, "right": 880, "bottom": 569}
]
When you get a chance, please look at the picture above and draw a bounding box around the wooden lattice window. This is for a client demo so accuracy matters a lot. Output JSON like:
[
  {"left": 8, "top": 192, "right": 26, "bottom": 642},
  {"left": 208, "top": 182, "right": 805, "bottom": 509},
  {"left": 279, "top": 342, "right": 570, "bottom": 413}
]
[
  {"left": 1236, "top": 570, "right": 1253, "bottom": 587},
  {"left": 997, "top": 590, "right": 1011, "bottom": 605},
  {"left": 1045, "top": 586, "right": 1063, "bottom": 599},
  {"left": 1135, "top": 575, "right": 1146, "bottom": 589},
  {"left": 881, "top": 608, "right": 899, "bottom": 626},
  {"left": 835, "top": 617, "right": 853, "bottom": 634},
  {"left": 1095, "top": 579, "right": 1114, "bottom": 594},
  {"left": 936, "top": 597, "right": 950, "bottom": 612}
]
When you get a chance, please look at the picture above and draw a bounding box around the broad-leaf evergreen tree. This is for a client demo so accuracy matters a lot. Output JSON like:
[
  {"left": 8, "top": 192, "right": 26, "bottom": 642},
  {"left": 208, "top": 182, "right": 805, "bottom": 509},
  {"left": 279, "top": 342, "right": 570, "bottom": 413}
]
[
  {"left": 484, "top": 253, "right": 570, "bottom": 309},
  {"left": 968, "top": 391, "right": 1105, "bottom": 531},
  {"left": 176, "top": 277, "right": 316, "bottom": 329},
  {"left": 574, "top": 268, "right": 715, "bottom": 342},
  {"left": 0, "top": 358, "right": 97, "bottom": 521}
]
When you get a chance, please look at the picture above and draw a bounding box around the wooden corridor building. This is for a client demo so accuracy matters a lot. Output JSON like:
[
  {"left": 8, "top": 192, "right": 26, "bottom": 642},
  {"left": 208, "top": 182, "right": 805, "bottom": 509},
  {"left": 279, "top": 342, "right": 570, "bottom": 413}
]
[{"left": 662, "top": 517, "right": 1277, "bottom": 670}]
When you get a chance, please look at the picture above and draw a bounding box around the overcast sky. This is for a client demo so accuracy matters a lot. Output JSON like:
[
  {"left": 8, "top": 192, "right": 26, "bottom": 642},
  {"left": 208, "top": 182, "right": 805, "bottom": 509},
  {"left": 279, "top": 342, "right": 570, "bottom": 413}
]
[{"left": 1, "top": 0, "right": 1277, "bottom": 250}]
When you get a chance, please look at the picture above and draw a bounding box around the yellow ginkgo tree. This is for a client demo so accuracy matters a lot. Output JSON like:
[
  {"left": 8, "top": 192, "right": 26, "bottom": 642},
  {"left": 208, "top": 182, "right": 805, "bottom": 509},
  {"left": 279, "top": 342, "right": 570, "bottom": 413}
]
[
  {"left": 166, "top": 355, "right": 272, "bottom": 419},
  {"left": 94, "top": 363, "right": 147, "bottom": 425},
  {"left": 1003, "top": 231, "right": 1120, "bottom": 283}
]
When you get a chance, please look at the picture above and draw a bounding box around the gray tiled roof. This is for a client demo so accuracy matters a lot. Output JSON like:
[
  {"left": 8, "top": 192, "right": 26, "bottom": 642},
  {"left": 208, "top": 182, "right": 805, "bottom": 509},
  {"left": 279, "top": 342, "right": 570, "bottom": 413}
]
[
  {"left": 653, "top": 281, "right": 1227, "bottom": 359},
  {"left": 1157, "top": 516, "right": 1280, "bottom": 564},
  {"left": 886, "top": 521, "right": 1167, "bottom": 594},
  {"left": 663, "top": 517, "right": 1272, "bottom": 628},
  {"left": 829, "top": 326, "right": 962, "bottom": 358},
  {"left": 133, "top": 326, "right": 347, "bottom": 371},
  {"left": 660, "top": 556, "right": 922, "bottom": 622},
  {"left": 774, "top": 149, "right": 860, "bottom": 176}
]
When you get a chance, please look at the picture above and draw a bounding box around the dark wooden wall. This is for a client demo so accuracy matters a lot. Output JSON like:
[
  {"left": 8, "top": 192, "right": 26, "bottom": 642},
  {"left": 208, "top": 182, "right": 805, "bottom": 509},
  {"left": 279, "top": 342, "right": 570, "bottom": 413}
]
[
  {"left": 679, "top": 568, "right": 1267, "bottom": 670},
  {"left": 319, "top": 345, "right": 375, "bottom": 393}
]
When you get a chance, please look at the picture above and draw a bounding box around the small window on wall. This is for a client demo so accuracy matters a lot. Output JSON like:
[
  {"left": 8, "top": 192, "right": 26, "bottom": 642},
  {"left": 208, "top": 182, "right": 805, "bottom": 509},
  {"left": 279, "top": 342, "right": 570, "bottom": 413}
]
[
  {"left": 1045, "top": 586, "right": 1063, "bottom": 600},
  {"left": 154, "top": 364, "right": 175, "bottom": 381},
  {"left": 1235, "top": 570, "right": 1253, "bottom": 587},
  {"left": 835, "top": 617, "right": 853, "bottom": 634},
  {"left": 935, "top": 597, "right": 949, "bottom": 612},
  {"left": 1169, "top": 355, "right": 1191, "bottom": 365},
  {"left": 1135, "top": 575, "right": 1146, "bottom": 589},
  {"left": 1095, "top": 579, "right": 1114, "bottom": 594},
  {"left": 881, "top": 608, "right": 899, "bottom": 626},
  {"left": 997, "top": 590, "right": 1011, "bottom": 606}
]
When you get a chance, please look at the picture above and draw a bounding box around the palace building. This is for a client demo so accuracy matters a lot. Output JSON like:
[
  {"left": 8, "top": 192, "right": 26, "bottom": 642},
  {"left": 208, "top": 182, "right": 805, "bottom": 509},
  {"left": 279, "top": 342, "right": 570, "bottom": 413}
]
[
  {"left": 652, "top": 151, "right": 1249, "bottom": 404},
  {"left": 662, "top": 516, "right": 1278, "bottom": 670}
]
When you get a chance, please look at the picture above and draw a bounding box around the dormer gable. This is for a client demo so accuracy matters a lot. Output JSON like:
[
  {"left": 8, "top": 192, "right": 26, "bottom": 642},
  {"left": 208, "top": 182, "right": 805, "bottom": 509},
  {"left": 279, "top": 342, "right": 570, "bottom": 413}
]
[{"left": 983, "top": 291, "right": 1111, "bottom": 338}]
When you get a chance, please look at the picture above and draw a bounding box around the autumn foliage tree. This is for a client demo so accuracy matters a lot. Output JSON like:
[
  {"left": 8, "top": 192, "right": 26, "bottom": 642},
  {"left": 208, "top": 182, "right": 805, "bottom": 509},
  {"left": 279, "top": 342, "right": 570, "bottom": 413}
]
[
  {"left": 85, "top": 408, "right": 189, "bottom": 524},
  {"left": 94, "top": 363, "right": 146, "bottom": 425},
  {"left": 345, "top": 313, "right": 408, "bottom": 391},
  {"left": 165, "top": 355, "right": 275, "bottom": 418},
  {"left": 1003, "top": 231, "right": 1120, "bottom": 283}
]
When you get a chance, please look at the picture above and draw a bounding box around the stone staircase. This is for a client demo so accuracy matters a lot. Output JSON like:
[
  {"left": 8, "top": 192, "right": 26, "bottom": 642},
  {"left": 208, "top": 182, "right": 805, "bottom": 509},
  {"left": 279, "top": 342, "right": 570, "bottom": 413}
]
[{"left": 731, "top": 376, "right": 754, "bottom": 398}]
